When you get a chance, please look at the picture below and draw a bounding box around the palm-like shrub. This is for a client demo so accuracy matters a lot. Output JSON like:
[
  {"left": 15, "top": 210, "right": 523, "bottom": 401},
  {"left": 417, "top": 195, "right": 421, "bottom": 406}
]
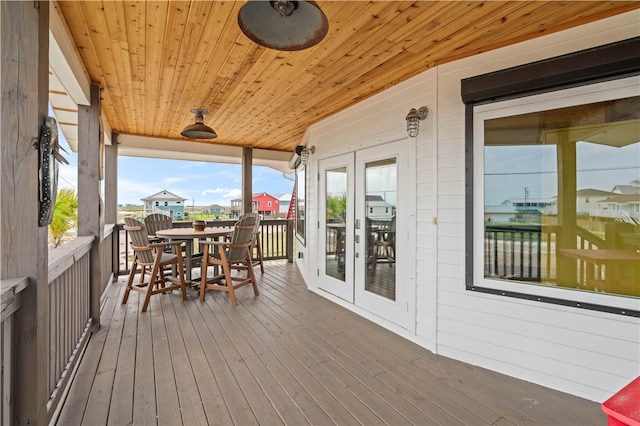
[
  {"left": 326, "top": 194, "right": 346, "bottom": 221},
  {"left": 49, "top": 188, "right": 78, "bottom": 248}
]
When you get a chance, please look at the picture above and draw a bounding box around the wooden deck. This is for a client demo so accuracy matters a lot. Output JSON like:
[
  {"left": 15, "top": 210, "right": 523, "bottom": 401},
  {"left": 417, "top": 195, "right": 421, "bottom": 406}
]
[{"left": 57, "top": 261, "right": 605, "bottom": 425}]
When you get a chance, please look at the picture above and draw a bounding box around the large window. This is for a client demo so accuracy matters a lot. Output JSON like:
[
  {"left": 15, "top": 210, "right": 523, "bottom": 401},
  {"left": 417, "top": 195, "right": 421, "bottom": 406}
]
[
  {"left": 462, "top": 37, "right": 640, "bottom": 316},
  {"left": 471, "top": 78, "right": 639, "bottom": 314}
]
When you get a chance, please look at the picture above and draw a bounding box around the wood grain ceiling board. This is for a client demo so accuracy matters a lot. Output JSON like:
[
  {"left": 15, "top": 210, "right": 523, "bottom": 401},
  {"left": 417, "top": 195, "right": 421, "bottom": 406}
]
[{"left": 55, "top": 1, "right": 639, "bottom": 153}]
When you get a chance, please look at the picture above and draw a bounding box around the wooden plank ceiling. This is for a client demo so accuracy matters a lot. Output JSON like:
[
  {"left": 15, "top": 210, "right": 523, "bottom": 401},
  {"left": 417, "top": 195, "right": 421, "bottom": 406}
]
[{"left": 54, "top": 1, "right": 638, "bottom": 154}]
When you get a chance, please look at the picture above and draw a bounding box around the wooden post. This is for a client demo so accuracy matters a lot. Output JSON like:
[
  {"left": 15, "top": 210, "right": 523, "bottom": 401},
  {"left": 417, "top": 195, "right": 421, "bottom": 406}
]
[
  {"left": 242, "top": 147, "right": 253, "bottom": 214},
  {"left": 104, "top": 134, "right": 118, "bottom": 225},
  {"left": 105, "top": 134, "right": 119, "bottom": 275},
  {"left": 287, "top": 219, "right": 294, "bottom": 263},
  {"left": 1, "top": 2, "right": 50, "bottom": 424},
  {"left": 556, "top": 139, "right": 577, "bottom": 285},
  {"left": 78, "top": 84, "right": 102, "bottom": 329}
]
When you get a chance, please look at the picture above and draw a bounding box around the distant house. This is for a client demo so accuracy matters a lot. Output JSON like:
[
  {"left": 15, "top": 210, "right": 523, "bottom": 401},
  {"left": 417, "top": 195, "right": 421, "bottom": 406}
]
[
  {"left": 523, "top": 181, "right": 640, "bottom": 221},
  {"left": 612, "top": 179, "right": 640, "bottom": 195},
  {"left": 365, "top": 195, "right": 394, "bottom": 220},
  {"left": 230, "top": 193, "right": 280, "bottom": 218},
  {"left": 141, "top": 190, "right": 187, "bottom": 220},
  {"left": 503, "top": 198, "right": 553, "bottom": 213},
  {"left": 202, "top": 204, "right": 229, "bottom": 216},
  {"left": 576, "top": 188, "right": 616, "bottom": 216},
  {"left": 278, "top": 193, "right": 292, "bottom": 216},
  {"left": 484, "top": 205, "right": 517, "bottom": 223},
  {"left": 598, "top": 193, "right": 640, "bottom": 222}
]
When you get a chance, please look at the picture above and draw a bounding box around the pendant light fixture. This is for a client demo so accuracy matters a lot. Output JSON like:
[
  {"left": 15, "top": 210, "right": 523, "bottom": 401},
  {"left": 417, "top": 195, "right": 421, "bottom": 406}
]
[
  {"left": 181, "top": 109, "right": 217, "bottom": 139},
  {"left": 238, "top": 0, "right": 329, "bottom": 51}
]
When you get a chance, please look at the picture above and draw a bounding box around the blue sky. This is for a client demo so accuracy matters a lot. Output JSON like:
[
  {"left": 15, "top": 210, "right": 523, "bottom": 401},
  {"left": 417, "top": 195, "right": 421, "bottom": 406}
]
[
  {"left": 484, "top": 141, "right": 640, "bottom": 206},
  {"left": 57, "top": 134, "right": 295, "bottom": 207}
]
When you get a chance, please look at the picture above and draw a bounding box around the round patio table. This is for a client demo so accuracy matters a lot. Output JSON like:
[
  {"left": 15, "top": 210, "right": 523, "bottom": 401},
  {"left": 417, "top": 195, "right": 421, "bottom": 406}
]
[{"left": 156, "top": 227, "right": 232, "bottom": 282}]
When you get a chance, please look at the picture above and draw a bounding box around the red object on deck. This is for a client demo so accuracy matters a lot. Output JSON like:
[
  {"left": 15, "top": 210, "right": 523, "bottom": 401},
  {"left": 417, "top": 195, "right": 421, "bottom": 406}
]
[
  {"left": 602, "top": 377, "right": 640, "bottom": 426},
  {"left": 286, "top": 189, "right": 296, "bottom": 220}
]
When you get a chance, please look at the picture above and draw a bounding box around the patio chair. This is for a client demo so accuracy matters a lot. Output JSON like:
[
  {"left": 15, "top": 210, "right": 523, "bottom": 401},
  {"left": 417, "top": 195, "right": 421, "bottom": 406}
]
[
  {"left": 122, "top": 217, "right": 187, "bottom": 312},
  {"left": 372, "top": 215, "right": 396, "bottom": 272},
  {"left": 198, "top": 214, "right": 259, "bottom": 306},
  {"left": 238, "top": 212, "right": 265, "bottom": 273},
  {"left": 144, "top": 212, "right": 173, "bottom": 242}
]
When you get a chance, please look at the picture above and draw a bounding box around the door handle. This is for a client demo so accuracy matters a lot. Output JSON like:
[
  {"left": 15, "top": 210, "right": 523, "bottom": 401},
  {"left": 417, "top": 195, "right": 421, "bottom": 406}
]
[{"left": 354, "top": 235, "right": 360, "bottom": 243}]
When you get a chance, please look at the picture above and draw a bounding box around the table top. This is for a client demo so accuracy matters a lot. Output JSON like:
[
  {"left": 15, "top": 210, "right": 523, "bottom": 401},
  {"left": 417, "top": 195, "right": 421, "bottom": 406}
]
[
  {"left": 155, "top": 226, "right": 232, "bottom": 239},
  {"left": 560, "top": 249, "right": 640, "bottom": 262}
]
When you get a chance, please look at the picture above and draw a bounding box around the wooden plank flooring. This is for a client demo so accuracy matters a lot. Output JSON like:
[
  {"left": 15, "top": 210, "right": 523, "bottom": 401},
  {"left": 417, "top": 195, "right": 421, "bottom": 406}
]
[{"left": 56, "top": 261, "right": 605, "bottom": 425}]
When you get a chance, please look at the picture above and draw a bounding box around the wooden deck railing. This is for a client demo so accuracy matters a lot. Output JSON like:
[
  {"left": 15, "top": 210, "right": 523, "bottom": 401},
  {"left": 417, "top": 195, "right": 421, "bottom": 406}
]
[
  {"left": 117, "top": 219, "right": 294, "bottom": 274},
  {"left": 1, "top": 225, "right": 118, "bottom": 424},
  {"left": 484, "top": 223, "right": 618, "bottom": 286},
  {"left": 1, "top": 276, "right": 29, "bottom": 426},
  {"left": 484, "top": 224, "right": 544, "bottom": 281}
]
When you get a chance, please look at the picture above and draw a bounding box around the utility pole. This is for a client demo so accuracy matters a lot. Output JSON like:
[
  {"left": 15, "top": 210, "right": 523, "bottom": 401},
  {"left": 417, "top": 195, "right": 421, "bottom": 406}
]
[{"left": 523, "top": 187, "right": 529, "bottom": 222}]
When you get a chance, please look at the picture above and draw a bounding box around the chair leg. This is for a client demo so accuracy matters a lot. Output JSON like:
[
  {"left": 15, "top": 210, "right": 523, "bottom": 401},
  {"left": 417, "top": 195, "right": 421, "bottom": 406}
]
[
  {"left": 221, "top": 261, "right": 237, "bottom": 307},
  {"left": 141, "top": 262, "right": 162, "bottom": 312},
  {"left": 247, "top": 255, "right": 259, "bottom": 296},
  {"left": 122, "top": 260, "right": 137, "bottom": 304},
  {"left": 176, "top": 252, "right": 187, "bottom": 301},
  {"left": 199, "top": 246, "right": 209, "bottom": 302},
  {"left": 255, "top": 234, "right": 264, "bottom": 273}
]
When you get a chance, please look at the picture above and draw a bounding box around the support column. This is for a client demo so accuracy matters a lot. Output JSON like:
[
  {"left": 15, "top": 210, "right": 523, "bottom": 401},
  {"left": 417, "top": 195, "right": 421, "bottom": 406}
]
[
  {"left": 242, "top": 147, "right": 253, "bottom": 214},
  {"left": 105, "top": 134, "right": 118, "bottom": 275},
  {"left": 556, "top": 139, "right": 577, "bottom": 285},
  {"left": 1, "top": 1, "right": 50, "bottom": 424},
  {"left": 78, "top": 84, "right": 102, "bottom": 329},
  {"left": 104, "top": 134, "right": 118, "bottom": 225}
]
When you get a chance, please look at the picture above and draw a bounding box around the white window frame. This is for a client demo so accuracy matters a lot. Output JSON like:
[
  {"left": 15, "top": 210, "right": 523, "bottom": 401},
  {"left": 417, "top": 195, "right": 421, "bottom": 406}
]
[{"left": 472, "top": 76, "right": 640, "bottom": 313}]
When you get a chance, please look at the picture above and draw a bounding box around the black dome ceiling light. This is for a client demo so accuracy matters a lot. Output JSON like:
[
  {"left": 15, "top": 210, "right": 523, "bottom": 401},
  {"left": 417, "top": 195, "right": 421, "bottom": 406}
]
[
  {"left": 181, "top": 109, "right": 217, "bottom": 139},
  {"left": 238, "top": 1, "right": 329, "bottom": 51}
]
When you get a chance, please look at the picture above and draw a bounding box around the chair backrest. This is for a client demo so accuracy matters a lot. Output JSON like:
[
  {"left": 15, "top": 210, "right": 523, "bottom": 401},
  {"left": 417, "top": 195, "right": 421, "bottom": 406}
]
[
  {"left": 387, "top": 215, "right": 396, "bottom": 245},
  {"left": 237, "top": 212, "right": 260, "bottom": 233},
  {"left": 144, "top": 213, "right": 172, "bottom": 236},
  {"left": 228, "top": 214, "right": 258, "bottom": 262},
  {"left": 124, "top": 217, "right": 154, "bottom": 264}
]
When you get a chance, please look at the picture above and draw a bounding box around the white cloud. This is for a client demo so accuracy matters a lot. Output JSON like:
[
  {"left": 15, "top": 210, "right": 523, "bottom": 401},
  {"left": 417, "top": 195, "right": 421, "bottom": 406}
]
[{"left": 163, "top": 176, "right": 185, "bottom": 185}]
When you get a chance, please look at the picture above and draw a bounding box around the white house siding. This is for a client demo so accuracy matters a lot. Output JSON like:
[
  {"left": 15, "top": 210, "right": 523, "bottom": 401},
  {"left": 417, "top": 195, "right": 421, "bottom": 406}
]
[
  {"left": 433, "top": 11, "right": 640, "bottom": 402},
  {"left": 302, "top": 10, "right": 639, "bottom": 402}
]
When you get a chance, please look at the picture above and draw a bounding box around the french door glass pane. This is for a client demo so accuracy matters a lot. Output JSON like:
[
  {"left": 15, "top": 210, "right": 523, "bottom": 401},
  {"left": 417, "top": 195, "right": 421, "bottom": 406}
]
[
  {"left": 364, "top": 158, "right": 397, "bottom": 300},
  {"left": 325, "top": 167, "right": 347, "bottom": 281}
]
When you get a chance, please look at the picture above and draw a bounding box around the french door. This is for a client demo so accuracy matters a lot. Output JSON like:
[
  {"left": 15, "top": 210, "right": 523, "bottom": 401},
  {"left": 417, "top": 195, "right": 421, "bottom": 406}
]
[{"left": 318, "top": 140, "right": 415, "bottom": 327}]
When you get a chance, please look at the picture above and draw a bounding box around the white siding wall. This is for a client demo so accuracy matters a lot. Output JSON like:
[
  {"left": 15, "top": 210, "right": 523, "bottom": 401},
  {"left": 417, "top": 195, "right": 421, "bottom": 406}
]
[{"left": 304, "top": 10, "right": 640, "bottom": 402}]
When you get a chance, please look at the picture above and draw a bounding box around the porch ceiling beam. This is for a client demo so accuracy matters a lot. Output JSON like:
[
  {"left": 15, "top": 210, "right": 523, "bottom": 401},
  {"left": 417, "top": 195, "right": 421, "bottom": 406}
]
[
  {"left": 116, "top": 133, "right": 292, "bottom": 174},
  {"left": 48, "top": 2, "right": 90, "bottom": 106}
]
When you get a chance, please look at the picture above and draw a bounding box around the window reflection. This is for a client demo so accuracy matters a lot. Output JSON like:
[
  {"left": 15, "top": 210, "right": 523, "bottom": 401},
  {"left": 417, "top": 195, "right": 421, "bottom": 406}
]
[
  {"left": 484, "top": 96, "right": 640, "bottom": 297},
  {"left": 364, "top": 158, "right": 397, "bottom": 300},
  {"left": 325, "top": 167, "right": 347, "bottom": 281}
]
